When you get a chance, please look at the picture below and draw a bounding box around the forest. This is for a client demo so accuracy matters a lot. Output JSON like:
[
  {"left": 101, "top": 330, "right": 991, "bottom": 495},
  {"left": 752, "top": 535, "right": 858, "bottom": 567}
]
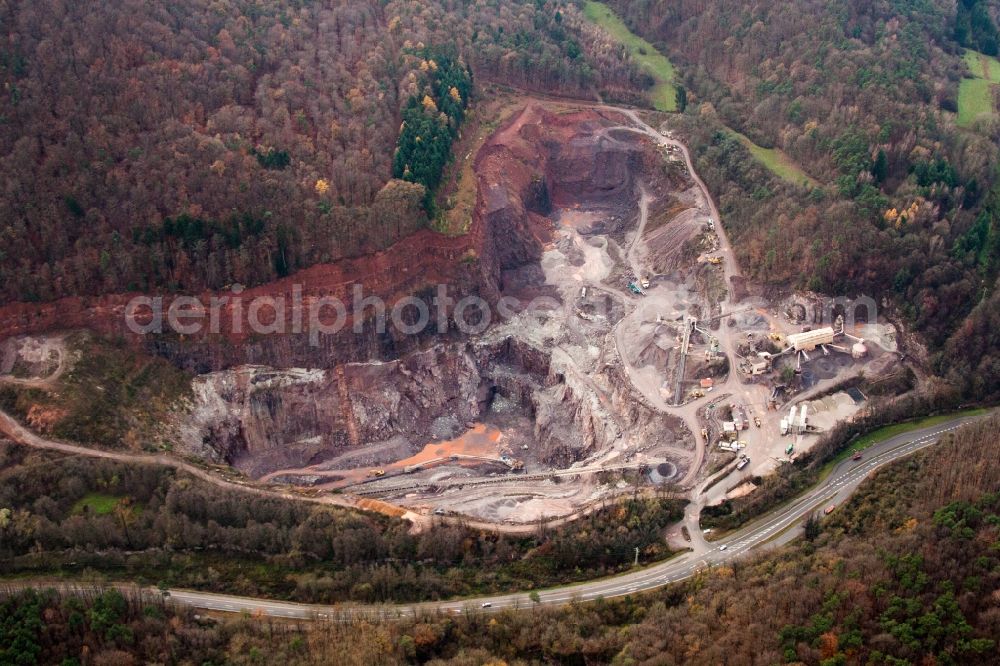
[
  {"left": 3, "top": 414, "right": 998, "bottom": 665},
  {"left": 0, "top": 0, "right": 640, "bottom": 302},
  {"left": 595, "top": 0, "right": 1000, "bottom": 401},
  {"left": 392, "top": 46, "right": 473, "bottom": 211},
  {"left": 4, "top": 0, "right": 1000, "bottom": 403},
  {"left": 0, "top": 438, "right": 683, "bottom": 605}
]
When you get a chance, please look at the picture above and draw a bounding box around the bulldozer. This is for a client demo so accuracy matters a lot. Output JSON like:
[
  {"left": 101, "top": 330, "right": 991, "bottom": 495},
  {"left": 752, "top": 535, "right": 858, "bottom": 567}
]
[
  {"left": 367, "top": 469, "right": 385, "bottom": 478},
  {"left": 707, "top": 256, "right": 723, "bottom": 266}
]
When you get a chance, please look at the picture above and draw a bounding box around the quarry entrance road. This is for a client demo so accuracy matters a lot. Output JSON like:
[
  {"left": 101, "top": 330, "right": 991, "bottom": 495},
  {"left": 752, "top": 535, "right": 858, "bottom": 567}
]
[
  {"left": 0, "top": 105, "right": 758, "bottom": 544},
  {"left": 4, "top": 415, "right": 981, "bottom": 620},
  {"left": 600, "top": 108, "right": 745, "bottom": 490},
  {"left": 0, "top": 408, "right": 368, "bottom": 515}
]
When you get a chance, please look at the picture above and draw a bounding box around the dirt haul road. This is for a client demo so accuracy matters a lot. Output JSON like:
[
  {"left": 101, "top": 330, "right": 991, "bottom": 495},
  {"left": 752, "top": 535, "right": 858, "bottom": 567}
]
[
  {"left": 598, "top": 108, "right": 749, "bottom": 488},
  {"left": 4, "top": 415, "right": 983, "bottom": 619},
  {"left": 598, "top": 108, "right": 771, "bottom": 552},
  {"left": 0, "top": 103, "right": 754, "bottom": 540}
]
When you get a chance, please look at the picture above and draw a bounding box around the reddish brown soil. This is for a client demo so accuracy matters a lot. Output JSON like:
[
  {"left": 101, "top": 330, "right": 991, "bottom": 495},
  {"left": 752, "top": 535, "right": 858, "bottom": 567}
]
[{"left": 0, "top": 104, "right": 634, "bottom": 371}]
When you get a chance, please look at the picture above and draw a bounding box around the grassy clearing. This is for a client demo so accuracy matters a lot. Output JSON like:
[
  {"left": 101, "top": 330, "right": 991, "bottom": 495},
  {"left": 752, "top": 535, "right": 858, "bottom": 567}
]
[
  {"left": 963, "top": 50, "right": 1000, "bottom": 83},
  {"left": 436, "top": 92, "right": 525, "bottom": 235},
  {"left": 729, "top": 130, "right": 819, "bottom": 187},
  {"left": 958, "top": 78, "right": 993, "bottom": 126},
  {"left": 819, "top": 408, "right": 988, "bottom": 478},
  {"left": 958, "top": 50, "right": 1000, "bottom": 127},
  {"left": 579, "top": 2, "right": 818, "bottom": 184},
  {"left": 583, "top": 1, "right": 678, "bottom": 112},
  {"left": 72, "top": 493, "right": 120, "bottom": 515}
]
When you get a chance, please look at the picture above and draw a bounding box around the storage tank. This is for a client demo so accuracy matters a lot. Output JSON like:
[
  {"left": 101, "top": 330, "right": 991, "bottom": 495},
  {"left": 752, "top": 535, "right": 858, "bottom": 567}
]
[{"left": 852, "top": 342, "right": 868, "bottom": 359}]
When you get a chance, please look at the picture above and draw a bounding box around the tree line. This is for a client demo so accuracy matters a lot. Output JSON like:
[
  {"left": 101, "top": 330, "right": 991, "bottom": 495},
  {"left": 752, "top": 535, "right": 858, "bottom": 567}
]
[
  {"left": 0, "top": 0, "right": 642, "bottom": 304},
  {"left": 0, "top": 440, "right": 684, "bottom": 605},
  {"left": 596, "top": 0, "right": 1000, "bottom": 401},
  {"left": 392, "top": 46, "right": 473, "bottom": 212},
  {"left": 3, "top": 414, "right": 998, "bottom": 664}
]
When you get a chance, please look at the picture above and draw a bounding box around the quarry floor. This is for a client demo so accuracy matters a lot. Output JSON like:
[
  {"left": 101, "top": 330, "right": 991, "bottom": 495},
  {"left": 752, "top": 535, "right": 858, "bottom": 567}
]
[
  {"left": 0, "top": 101, "right": 901, "bottom": 535},
  {"left": 239, "top": 105, "right": 892, "bottom": 527}
]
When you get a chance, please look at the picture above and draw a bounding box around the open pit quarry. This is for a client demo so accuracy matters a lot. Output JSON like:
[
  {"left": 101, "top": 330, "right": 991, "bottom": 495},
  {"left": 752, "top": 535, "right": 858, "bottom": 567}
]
[
  {"left": 0, "top": 103, "right": 904, "bottom": 528},
  {"left": 167, "top": 105, "right": 711, "bottom": 524}
]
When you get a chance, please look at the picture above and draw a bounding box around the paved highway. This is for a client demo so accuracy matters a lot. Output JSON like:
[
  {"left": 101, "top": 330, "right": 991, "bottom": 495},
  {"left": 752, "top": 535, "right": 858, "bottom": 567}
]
[{"left": 5, "top": 414, "right": 981, "bottom": 621}]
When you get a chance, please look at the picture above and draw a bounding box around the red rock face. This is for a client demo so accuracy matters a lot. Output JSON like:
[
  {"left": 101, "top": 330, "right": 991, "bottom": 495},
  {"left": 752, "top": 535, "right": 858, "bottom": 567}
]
[{"left": 0, "top": 105, "right": 635, "bottom": 371}]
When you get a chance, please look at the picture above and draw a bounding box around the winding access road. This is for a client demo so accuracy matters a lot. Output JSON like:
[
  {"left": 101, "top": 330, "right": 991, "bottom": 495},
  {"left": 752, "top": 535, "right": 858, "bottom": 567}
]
[
  {"left": 600, "top": 108, "right": 752, "bottom": 494},
  {"left": 5, "top": 414, "right": 981, "bottom": 621}
]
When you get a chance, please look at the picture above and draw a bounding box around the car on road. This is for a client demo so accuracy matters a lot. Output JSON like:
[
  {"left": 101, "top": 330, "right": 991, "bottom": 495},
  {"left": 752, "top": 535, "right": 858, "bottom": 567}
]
[
  {"left": 481, "top": 602, "right": 492, "bottom": 608},
  {"left": 719, "top": 545, "right": 728, "bottom": 551},
  {"left": 824, "top": 505, "right": 836, "bottom": 515},
  {"left": 852, "top": 452, "right": 863, "bottom": 461}
]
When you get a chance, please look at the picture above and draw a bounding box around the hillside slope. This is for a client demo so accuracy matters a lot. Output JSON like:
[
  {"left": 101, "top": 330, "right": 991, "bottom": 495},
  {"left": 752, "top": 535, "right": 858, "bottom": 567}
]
[
  {"left": 0, "top": 0, "right": 641, "bottom": 303},
  {"left": 598, "top": 0, "right": 1000, "bottom": 399},
  {"left": 2, "top": 415, "right": 998, "bottom": 664}
]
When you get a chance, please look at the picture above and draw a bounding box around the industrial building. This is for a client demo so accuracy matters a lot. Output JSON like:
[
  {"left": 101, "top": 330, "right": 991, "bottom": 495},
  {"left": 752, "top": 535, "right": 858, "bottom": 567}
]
[
  {"left": 782, "top": 403, "right": 809, "bottom": 435},
  {"left": 787, "top": 327, "right": 835, "bottom": 352},
  {"left": 787, "top": 404, "right": 808, "bottom": 434},
  {"left": 733, "top": 404, "right": 749, "bottom": 431}
]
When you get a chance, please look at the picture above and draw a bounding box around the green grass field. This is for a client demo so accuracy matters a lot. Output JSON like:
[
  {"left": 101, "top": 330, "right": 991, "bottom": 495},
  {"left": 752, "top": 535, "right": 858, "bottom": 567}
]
[
  {"left": 583, "top": 1, "right": 678, "bottom": 112},
  {"left": 958, "top": 50, "right": 1000, "bottom": 127},
  {"left": 72, "top": 493, "right": 121, "bottom": 515},
  {"left": 819, "top": 408, "right": 988, "bottom": 479},
  {"left": 729, "top": 130, "right": 819, "bottom": 187},
  {"left": 582, "top": 2, "right": 817, "bottom": 183}
]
